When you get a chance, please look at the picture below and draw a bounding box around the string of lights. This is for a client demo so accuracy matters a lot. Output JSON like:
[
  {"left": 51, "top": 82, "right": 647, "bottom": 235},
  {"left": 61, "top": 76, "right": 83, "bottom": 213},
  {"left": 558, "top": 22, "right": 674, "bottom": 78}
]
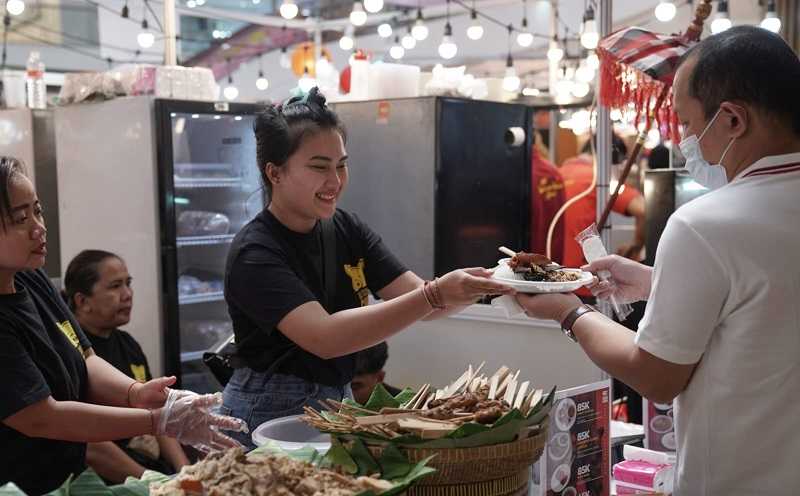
[
  {"left": 10, "top": 27, "right": 162, "bottom": 64},
  {"left": 1, "top": 0, "right": 784, "bottom": 100}
]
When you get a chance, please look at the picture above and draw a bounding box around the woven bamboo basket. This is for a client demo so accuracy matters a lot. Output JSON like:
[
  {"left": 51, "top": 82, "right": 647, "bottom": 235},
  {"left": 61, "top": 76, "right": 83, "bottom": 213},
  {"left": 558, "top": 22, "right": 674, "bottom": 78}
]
[
  {"left": 360, "top": 428, "right": 547, "bottom": 487},
  {"left": 406, "top": 468, "right": 531, "bottom": 496}
]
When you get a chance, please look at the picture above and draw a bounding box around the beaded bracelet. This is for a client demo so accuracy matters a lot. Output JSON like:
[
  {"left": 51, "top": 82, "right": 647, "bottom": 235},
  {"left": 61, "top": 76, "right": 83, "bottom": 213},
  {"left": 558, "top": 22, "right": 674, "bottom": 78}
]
[
  {"left": 423, "top": 280, "right": 445, "bottom": 309},
  {"left": 149, "top": 409, "right": 157, "bottom": 435},
  {"left": 421, "top": 283, "right": 435, "bottom": 309},
  {"left": 431, "top": 278, "right": 445, "bottom": 309},
  {"left": 126, "top": 381, "right": 139, "bottom": 407}
]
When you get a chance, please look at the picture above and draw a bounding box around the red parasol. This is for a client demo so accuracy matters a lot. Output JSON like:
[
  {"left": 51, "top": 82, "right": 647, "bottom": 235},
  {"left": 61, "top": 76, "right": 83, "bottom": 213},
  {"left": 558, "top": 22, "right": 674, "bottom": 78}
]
[{"left": 595, "top": 0, "right": 714, "bottom": 231}]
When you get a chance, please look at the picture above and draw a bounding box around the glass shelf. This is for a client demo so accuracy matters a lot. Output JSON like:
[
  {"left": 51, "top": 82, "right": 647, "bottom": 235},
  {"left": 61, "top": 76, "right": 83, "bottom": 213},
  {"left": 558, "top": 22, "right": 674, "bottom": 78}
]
[
  {"left": 178, "top": 291, "right": 225, "bottom": 305},
  {"left": 176, "top": 234, "right": 235, "bottom": 247},
  {"left": 174, "top": 177, "right": 242, "bottom": 189},
  {"left": 181, "top": 351, "right": 206, "bottom": 362}
]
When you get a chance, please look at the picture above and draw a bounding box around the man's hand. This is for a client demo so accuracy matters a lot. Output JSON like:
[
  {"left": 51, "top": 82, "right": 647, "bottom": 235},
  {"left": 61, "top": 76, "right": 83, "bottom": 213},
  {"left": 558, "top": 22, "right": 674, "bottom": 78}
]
[
  {"left": 515, "top": 292, "right": 582, "bottom": 323},
  {"left": 582, "top": 255, "right": 653, "bottom": 304}
]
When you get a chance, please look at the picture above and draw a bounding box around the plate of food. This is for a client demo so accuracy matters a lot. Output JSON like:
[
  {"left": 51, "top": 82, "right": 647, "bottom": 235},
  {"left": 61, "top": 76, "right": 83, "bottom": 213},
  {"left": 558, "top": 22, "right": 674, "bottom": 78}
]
[{"left": 492, "top": 248, "right": 593, "bottom": 294}]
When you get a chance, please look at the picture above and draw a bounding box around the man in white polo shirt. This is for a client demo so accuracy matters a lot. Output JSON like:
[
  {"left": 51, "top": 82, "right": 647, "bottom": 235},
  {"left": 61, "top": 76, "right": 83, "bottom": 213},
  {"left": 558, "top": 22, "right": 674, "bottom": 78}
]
[{"left": 516, "top": 26, "right": 800, "bottom": 494}]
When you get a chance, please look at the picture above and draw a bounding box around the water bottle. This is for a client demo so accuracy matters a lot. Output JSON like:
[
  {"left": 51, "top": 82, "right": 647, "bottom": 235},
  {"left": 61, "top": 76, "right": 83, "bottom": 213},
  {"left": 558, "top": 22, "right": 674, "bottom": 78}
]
[{"left": 26, "top": 51, "right": 46, "bottom": 109}]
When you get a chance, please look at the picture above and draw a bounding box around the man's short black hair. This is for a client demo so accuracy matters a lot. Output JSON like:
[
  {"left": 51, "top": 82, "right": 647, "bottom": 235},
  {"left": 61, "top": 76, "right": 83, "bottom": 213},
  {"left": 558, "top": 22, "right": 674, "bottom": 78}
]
[
  {"left": 682, "top": 25, "right": 800, "bottom": 135},
  {"left": 354, "top": 341, "right": 389, "bottom": 375}
]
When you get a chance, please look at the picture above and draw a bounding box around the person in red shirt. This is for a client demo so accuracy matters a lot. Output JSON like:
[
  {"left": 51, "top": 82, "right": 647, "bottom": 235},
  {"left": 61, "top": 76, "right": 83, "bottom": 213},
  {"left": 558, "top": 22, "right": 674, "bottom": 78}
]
[
  {"left": 531, "top": 132, "right": 566, "bottom": 263},
  {"left": 560, "top": 135, "right": 645, "bottom": 293}
]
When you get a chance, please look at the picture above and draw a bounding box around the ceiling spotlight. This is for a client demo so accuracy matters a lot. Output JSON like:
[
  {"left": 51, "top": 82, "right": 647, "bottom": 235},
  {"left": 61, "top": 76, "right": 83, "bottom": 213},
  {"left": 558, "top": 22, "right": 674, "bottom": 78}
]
[
  {"left": 390, "top": 36, "right": 405, "bottom": 59},
  {"left": 547, "top": 38, "right": 564, "bottom": 62},
  {"left": 364, "top": 0, "right": 383, "bottom": 14},
  {"left": 466, "top": 10, "right": 484, "bottom": 40},
  {"left": 378, "top": 22, "right": 392, "bottom": 38},
  {"left": 580, "top": 6, "right": 599, "bottom": 50},
  {"left": 654, "top": 1, "right": 677, "bottom": 22},
  {"left": 350, "top": 1, "right": 367, "bottom": 26},
  {"left": 761, "top": 0, "right": 781, "bottom": 33},
  {"left": 6, "top": 0, "right": 25, "bottom": 15},
  {"left": 711, "top": 0, "right": 732, "bottom": 34},
  {"left": 412, "top": 9, "right": 429, "bottom": 41},
  {"left": 279, "top": 0, "right": 298, "bottom": 20},
  {"left": 137, "top": 19, "right": 155, "bottom": 48}
]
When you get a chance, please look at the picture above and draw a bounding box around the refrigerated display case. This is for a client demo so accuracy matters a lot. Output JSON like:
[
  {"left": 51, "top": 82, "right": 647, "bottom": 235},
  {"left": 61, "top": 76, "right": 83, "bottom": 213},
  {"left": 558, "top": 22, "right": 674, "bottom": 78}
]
[
  {"left": 155, "top": 100, "right": 263, "bottom": 392},
  {"left": 332, "top": 97, "right": 532, "bottom": 279},
  {"left": 55, "top": 97, "right": 263, "bottom": 391}
]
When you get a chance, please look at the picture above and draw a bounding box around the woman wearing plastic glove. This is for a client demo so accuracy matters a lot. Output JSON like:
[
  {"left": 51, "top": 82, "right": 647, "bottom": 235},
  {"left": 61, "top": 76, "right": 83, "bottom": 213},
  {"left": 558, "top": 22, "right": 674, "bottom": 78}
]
[
  {"left": 222, "top": 88, "right": 514, "bottom": 448},
  {"left": 0, "top": 157, "right": 246, "bottom": 495}
]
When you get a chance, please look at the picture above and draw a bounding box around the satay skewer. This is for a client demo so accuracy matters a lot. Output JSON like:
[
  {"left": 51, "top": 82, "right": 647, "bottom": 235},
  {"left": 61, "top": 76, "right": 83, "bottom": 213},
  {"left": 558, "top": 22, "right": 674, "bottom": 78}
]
[{"left": 499, "top": 246, "right": 517, "bottom": 258}]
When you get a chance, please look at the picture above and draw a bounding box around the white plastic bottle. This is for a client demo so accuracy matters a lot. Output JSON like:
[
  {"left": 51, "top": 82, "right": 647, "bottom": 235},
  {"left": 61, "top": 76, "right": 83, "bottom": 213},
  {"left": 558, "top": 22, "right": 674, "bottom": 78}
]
[
  {"left": 26, "top": 51, "right": 46, "bottom": 109},
  {"left": 349, "top": 50, "right": 370, "bottom": 100}
]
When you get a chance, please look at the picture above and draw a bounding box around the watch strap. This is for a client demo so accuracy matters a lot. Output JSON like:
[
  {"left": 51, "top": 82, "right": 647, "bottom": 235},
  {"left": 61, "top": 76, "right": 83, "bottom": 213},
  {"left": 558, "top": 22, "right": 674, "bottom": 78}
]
[{"left": 560, "top": 304, "right": 596, "bottom": 342}]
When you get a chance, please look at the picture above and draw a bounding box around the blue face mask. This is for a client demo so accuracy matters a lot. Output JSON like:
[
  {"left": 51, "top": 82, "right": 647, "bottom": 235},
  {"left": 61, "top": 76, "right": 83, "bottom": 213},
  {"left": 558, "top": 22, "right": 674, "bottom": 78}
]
[{"left": 678, "top": 108, "right": 735, "bottom": 190}]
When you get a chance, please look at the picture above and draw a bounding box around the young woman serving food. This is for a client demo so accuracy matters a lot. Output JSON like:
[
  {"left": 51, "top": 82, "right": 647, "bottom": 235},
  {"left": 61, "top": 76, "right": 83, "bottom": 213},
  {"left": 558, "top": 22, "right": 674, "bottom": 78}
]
[{"left": 222, "top": 89, "right": 514, "bottom": 447}]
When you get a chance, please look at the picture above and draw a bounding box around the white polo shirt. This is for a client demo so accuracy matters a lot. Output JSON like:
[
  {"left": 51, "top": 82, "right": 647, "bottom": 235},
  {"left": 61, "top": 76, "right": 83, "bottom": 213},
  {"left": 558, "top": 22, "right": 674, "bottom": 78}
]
[{"left": 635, "top": 152, "right": 800, "bottom": 495}]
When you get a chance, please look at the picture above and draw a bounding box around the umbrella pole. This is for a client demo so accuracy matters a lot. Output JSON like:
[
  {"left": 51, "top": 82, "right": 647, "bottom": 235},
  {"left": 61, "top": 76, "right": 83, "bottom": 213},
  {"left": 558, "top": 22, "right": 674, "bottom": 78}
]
[{"left": 597, "top": 85, "right": 669, "bottom": 232}]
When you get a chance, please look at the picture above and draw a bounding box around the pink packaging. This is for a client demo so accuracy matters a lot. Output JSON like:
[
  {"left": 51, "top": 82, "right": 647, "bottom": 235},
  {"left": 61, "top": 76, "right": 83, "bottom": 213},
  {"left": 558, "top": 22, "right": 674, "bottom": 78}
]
[
  {"left": 613, "top": 460, "right": 672, "bottom": 490},
  {"left": 616, "top": 481, "right": 662, "bottom": 494}
]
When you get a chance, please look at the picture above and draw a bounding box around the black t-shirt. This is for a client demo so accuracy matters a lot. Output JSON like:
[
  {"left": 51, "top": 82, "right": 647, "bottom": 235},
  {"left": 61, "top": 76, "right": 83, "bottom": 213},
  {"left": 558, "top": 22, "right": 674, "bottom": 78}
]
[
  {"left": 225, "top": 208, "right": 406, "bottom": 387},
  {"left": 86, "top": 329, "right": 152, "bottom": 383},
  {"left": 0, "top": 269, "right": 92, "bottom": 495}
]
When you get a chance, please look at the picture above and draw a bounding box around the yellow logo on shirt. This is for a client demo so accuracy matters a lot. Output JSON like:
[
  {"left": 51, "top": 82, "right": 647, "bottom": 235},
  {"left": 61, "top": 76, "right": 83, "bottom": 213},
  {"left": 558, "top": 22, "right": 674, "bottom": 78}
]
[
  {"left": 537, "top": 177, "right": 564, "bottom": 201},
  {"left": 57, "top": 321, "right": 81, "bottom": 350},
  {"left": 344, "top": 258, "right": 369, "bottom": 307},
  {"left": 130, "top": 364, "right": 147, "bottom": 382}
]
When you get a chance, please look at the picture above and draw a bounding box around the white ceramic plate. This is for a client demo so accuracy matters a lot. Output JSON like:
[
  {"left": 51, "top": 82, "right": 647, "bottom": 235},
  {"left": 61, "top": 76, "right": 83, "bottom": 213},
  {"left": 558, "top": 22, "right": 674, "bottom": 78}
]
[{"left": 492, "top": 258, "right": 593, "bottom": 294}]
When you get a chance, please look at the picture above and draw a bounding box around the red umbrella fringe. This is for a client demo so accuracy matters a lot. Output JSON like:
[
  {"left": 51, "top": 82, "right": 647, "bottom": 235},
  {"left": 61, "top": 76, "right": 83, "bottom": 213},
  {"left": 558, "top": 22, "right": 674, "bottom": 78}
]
[{"left": 598, "top": 52, "right": 681, "bottom": 142}]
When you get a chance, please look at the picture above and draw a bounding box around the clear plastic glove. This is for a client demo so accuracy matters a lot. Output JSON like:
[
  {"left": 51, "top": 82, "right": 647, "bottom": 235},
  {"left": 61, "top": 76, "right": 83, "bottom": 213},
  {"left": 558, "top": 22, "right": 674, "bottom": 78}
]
[
  {"left": 437, "top": 267, "right": 515, "bottom": 306},
  {"left": 154, "top": 390, "right": 248, "bottom": 453},
  {"left": 582, "top": 255, "right": 653, "bottom": 304}
]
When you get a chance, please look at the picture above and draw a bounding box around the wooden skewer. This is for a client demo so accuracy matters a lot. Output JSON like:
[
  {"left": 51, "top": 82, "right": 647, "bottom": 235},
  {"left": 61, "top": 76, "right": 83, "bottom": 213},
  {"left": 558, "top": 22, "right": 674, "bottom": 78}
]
[
  {"left": 326, "top": 399, "right": 375, "bottom": 416},
  {"left": 411, "top": 384, "right": 431, "bottom": 410},
  {"left": 503, "top": 379, "right": 518, "bottom": 405},
  {"left": 514, "top": 381, "right": 530, "bottom": 410},
  {"left": 489, "top": 376, "right": 500, "bottom": 400},
  {"left": 499, "top": 246, "right": 517, "bottom": 258},
  {"left": 527, "top": 389, "right": 543, "bottom": 416}
]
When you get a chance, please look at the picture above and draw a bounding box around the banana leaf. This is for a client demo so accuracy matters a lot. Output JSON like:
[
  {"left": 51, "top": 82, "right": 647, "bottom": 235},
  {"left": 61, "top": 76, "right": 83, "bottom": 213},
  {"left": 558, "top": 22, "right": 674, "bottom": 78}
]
[
  {"left": 332, "top": 385, "right": 556, "bottom": 449},
  {"left": 47, "top": 470, "right": 111, "bottom": 496},
  {"left": 342, "top": 384, "right": 415, "bottom": 415},
  {"left": 250, "top": 438, "right": 436, "bottom": 496},
  {"left": 0, "top": 483, "right": 25, "bottom": 496}
]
